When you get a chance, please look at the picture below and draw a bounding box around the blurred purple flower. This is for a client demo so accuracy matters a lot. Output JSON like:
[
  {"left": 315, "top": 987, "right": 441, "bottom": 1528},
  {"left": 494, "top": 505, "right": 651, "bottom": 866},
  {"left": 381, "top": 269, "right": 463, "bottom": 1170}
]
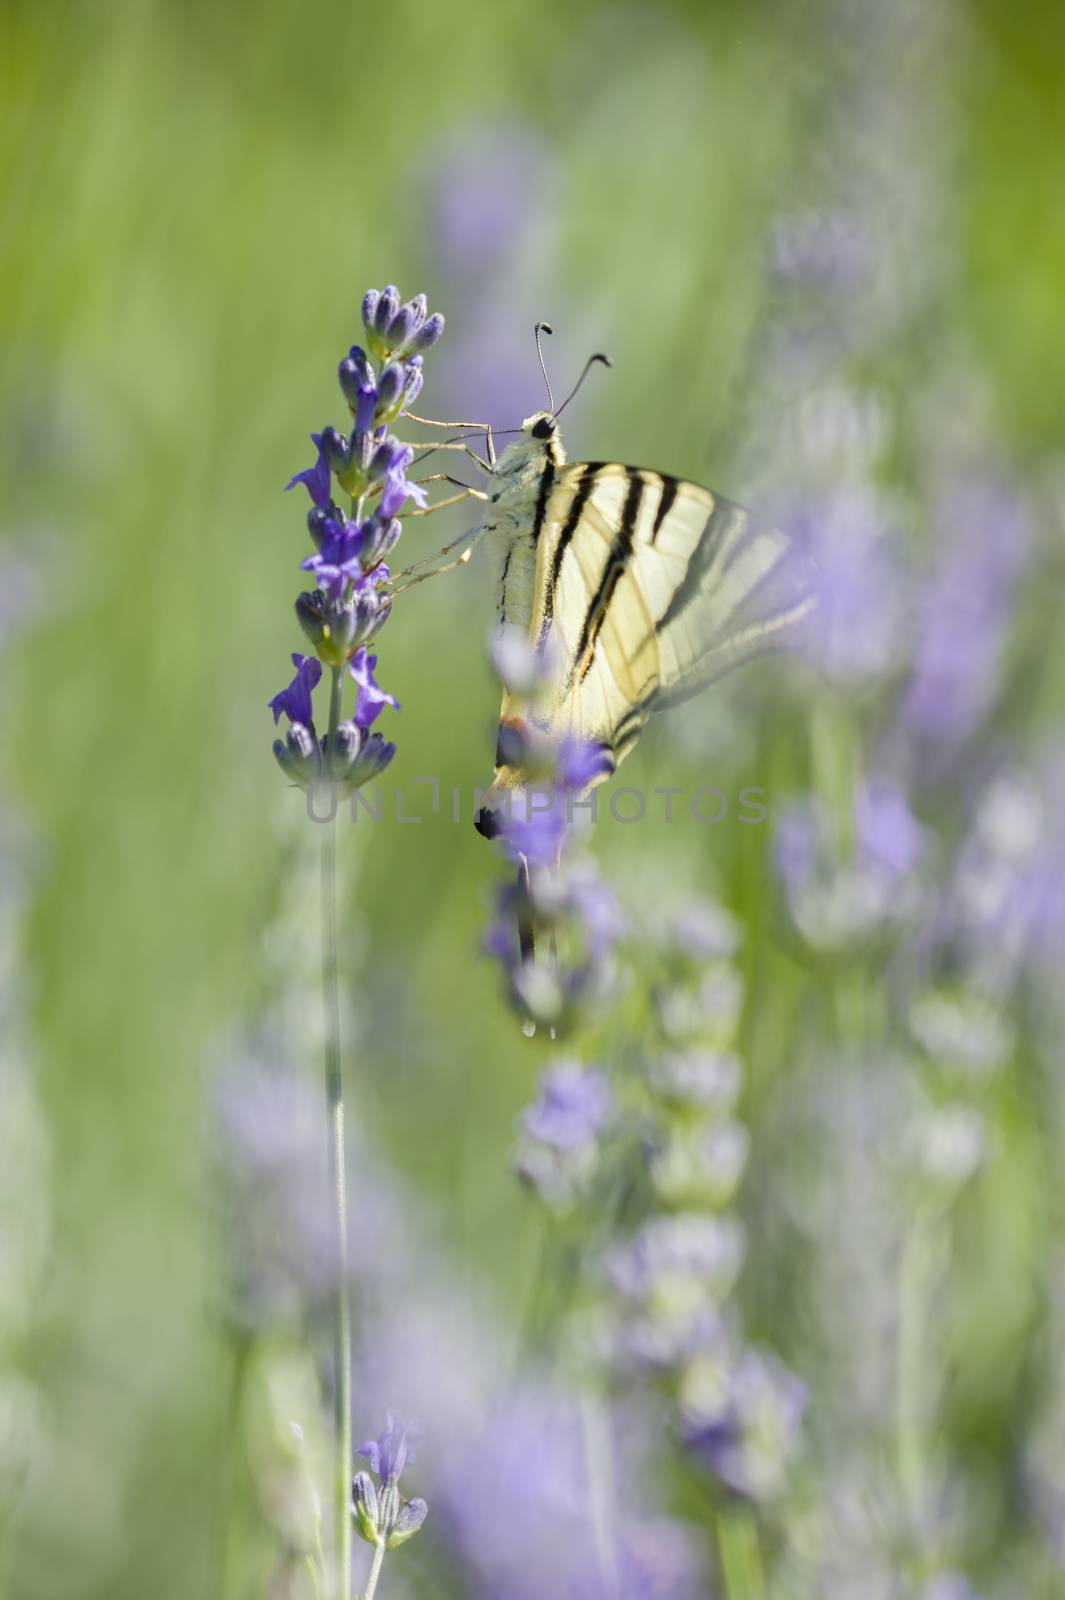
[
  {"left": 646, "top": 1050, "right": 742, "bottom": 1114},
  {"left": 558, "top": 736, "right": 614, "bottom": 793},
  {"left": 485, "top": 858, "right": 624, "bottom": 1035},
  {"left": 922, "top": 1578, "right": 982, "bottom": 1600},
  {"left": 425, "top": 120, "right": 561, "bottom": 430},
  {"left": 684, "top": 1347, "right": 806, "bottom": 1502},
  {"left": 498, "top": 789, "right": 569, "bottom": 868},
  {"left": 774, "top": 782, "right": 925, "bottom": 950},
  {"left": 856, "top": 780, "right": 925, "bottom": 879},
  {"left": 430, "top": 122, "right": 554, "bottom": 271},
  {"left": 268, "top": 653, "right": 322, "bottom": 727},
  {"left": 523, "top": 1062, "right": 611, "bottom": 1151},
  {"left": 437, "top": 1388, "right": 704, "bottom": 1600},
  {"left": 769, "top": 209, "right": 871, "bottom": 293},
  {"left": 214, "top": 1061, "right": 336, "bottom": 1323},
  {"left": 787, "top": 486, "right": 908, "bottom": 687},
  {"left": 608, "top": 1213, "right": 747, "bottom": 1308},
  {"left": 949, "top": 764, "right": 1065, "bottom": 986},
  {"left": 903, "top": 474, "right": 1030, "bottom": 744},
  {"left": 664, "top": 898, "right": 741, "bottom": 963}
]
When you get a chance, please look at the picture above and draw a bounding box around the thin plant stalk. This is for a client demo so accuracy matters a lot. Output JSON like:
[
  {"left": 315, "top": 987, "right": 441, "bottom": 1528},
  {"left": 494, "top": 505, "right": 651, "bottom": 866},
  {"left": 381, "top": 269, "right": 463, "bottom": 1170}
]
[
  {"left": 322, "top": 664, "right": 352, "bottom": 1600},
  {"left": 363, "top": 1541, "right": 387, "bottom": 1600}
]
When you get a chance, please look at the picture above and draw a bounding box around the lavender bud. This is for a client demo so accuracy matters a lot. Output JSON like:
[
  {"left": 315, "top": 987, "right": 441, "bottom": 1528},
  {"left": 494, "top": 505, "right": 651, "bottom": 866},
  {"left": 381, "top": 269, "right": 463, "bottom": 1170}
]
[
  {"left": 329, "top": 721, "right": 363, "bottom": 778},
  {"left": 373, "top": 285, "right": 400, "bottom": 338},
  {"left": 355, "top": 587, "right": 391, "bottom": 644},
  {"left": 410, "top": 312, "right": 444, "bottom": 352},
  {"left": 358, "top": 516, "right": 401, "bottom": 571},
  {"left": 405, "top": 293, "right": 428, "bottom": 331},
  {"left": 349, "top": 731, "right": 396, "bottom": 786},
  {"left": 316, "top": 587, "right": 390, "bottom": 664},
  {"left": 321, "top": 425, "right": 352, "bottom": 474},
  {"left": 402, "top": 356, "right": 424, "bottom": 407},
  {"left": 351, "top": 1471, "right": 380, "bottom": 1546},
  {"left": 387, "top": 1496, "right": 428, "bottom": 1549},
  {"left": 287, "top": 723, "right": 317, "bottom": 763},
  {"left": 386, "top": 306, "right": 416, "bottom": 352},
  {"left": 295, "top": 589, "right": 327, "bottom": 648},
  {"left": 366, "top": 436, "right": 410, "bottom": 486},
  {"left": 375, "top": 363, "right": 405, "bottom": 417},
  {"left": 306, "top": 507, "right": 331, "bottom": 550},
  {"left": 339, "top": 348, "right": 373, "bottom": 410},
  {"left": 354, "top": 385, "right": 377, "bottom": 440},
  {"left": 273, "top": 723, "right": 319, "bottom": 786},
  {"left": 361, "top": 290, "right": 380, "bottom": 336},
  {"left": 377, "top": 1479, "right": 401, "bottom": 1533}
]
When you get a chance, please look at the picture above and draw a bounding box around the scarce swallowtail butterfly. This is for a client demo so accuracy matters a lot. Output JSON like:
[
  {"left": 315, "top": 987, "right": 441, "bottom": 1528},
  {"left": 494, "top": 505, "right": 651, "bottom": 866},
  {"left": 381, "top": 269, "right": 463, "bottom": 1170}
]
[{"left": 398, "top": 333, "right": 817, "bottom": 832}]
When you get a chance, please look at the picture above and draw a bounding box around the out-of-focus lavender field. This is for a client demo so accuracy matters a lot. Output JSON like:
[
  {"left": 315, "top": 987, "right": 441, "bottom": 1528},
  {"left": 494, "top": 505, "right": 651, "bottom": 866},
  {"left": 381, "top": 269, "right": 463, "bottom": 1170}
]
[{"left": 3, "top": 1, "right": 1065, "bottom": 1597}]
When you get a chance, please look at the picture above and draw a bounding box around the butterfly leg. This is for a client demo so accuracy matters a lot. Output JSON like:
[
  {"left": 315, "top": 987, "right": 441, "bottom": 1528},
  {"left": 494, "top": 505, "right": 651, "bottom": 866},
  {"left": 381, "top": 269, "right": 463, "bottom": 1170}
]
[
  {"left": 406, "top": 484, "right": 490, "bottom": 518},
  {"left": 402, "top": 410, "right": 496, "bottom": 471},
  {"left": 388, "top": 524, "right": 488, "bottom": 594}
]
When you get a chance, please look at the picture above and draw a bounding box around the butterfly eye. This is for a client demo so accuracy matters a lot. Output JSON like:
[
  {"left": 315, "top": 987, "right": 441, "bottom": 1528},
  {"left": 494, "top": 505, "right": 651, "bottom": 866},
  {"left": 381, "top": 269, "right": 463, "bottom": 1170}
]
[{"left": 531, "top": 416, "right": 556, "bottom": 441}]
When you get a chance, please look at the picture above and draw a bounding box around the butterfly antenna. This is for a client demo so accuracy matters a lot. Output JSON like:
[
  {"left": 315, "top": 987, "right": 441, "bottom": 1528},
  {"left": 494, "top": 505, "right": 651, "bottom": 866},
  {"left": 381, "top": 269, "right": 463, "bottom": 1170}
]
[
  {"left": 555, "top": 351, "right": 613, "bottom": 419},
  {"left": 534, "top": 321, "right": 555, "bottom": 413}
]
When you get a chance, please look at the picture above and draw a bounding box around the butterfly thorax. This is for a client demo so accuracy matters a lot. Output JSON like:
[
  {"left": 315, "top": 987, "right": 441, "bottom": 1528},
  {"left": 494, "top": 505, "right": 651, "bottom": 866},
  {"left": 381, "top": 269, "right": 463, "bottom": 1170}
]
[{"left": 482, "top": 412, "right": 567, "bottom": 633}]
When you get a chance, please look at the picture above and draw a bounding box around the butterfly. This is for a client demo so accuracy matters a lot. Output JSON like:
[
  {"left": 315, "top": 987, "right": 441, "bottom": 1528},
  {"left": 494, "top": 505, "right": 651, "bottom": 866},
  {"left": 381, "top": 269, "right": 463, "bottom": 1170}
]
[{"left": 400, "top": 338, "right": 816, "bottom": 832}]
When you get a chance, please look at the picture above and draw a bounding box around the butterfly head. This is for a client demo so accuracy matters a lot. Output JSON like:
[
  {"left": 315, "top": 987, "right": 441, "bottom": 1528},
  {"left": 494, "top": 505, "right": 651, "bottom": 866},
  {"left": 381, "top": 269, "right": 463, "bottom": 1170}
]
[
  {"left": 522, "top": 410, "right": 566, "bottom": 464},
  {"left": 491, "top": 411, "right": 567, "bottom": 481}
]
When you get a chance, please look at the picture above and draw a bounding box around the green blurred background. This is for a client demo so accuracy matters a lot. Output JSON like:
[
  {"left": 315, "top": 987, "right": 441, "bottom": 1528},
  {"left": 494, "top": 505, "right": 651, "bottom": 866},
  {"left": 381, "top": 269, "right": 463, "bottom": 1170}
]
[{"left": 3, "top": 1, "right": 1065, "bottom": 1596}]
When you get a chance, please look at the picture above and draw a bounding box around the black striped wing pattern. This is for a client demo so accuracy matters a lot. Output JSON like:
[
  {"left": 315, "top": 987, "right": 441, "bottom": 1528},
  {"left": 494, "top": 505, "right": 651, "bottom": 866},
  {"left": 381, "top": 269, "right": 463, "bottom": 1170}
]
[{"left": 503, "top": 461, "right": 815, "bottom": 772}]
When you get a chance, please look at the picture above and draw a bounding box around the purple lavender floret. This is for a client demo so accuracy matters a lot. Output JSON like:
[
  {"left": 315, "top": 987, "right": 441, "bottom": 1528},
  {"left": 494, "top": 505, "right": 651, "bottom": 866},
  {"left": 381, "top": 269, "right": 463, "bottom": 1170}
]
[
  {"left": 285, "top": 432, "right": 332, "bottom": 510},
  {"left": 349, "top": 647, "right": 399, "bottom": 729},
  {"left": 268, "top": 653, "right": 322, "bottom": 727},
  {"left": 357, "top": 1411, "right": 419, "bottom": 1484}
]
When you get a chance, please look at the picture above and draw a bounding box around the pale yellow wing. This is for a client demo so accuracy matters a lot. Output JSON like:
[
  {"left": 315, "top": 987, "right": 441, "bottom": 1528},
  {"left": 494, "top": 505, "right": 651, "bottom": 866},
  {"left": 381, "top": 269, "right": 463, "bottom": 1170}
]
[{"left": 518, "top": 462, "right": 813, "bottom": 770}]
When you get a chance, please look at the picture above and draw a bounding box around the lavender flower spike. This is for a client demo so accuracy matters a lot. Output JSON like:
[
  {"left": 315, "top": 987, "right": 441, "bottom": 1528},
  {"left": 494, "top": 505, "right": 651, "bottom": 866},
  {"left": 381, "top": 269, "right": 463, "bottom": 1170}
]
[{"left": 353, "top": 1413, "right": 429, "bottom": 1561}]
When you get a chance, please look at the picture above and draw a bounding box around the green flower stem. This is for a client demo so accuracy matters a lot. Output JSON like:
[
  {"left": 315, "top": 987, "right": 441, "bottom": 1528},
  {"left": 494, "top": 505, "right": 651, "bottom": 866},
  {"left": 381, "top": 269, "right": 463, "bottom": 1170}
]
[
  {"left": 810, "top": 696, "right": 860, "bottom": 859},
  {"left": 362, "top": 1541, "right": 386, "bottom": 1600},
  {"left": 322, "top": 663, "right": 352, "bottom": 1600},
  {"left": 716, "top": 1504, "right": 766, "bottom": 1600}
]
